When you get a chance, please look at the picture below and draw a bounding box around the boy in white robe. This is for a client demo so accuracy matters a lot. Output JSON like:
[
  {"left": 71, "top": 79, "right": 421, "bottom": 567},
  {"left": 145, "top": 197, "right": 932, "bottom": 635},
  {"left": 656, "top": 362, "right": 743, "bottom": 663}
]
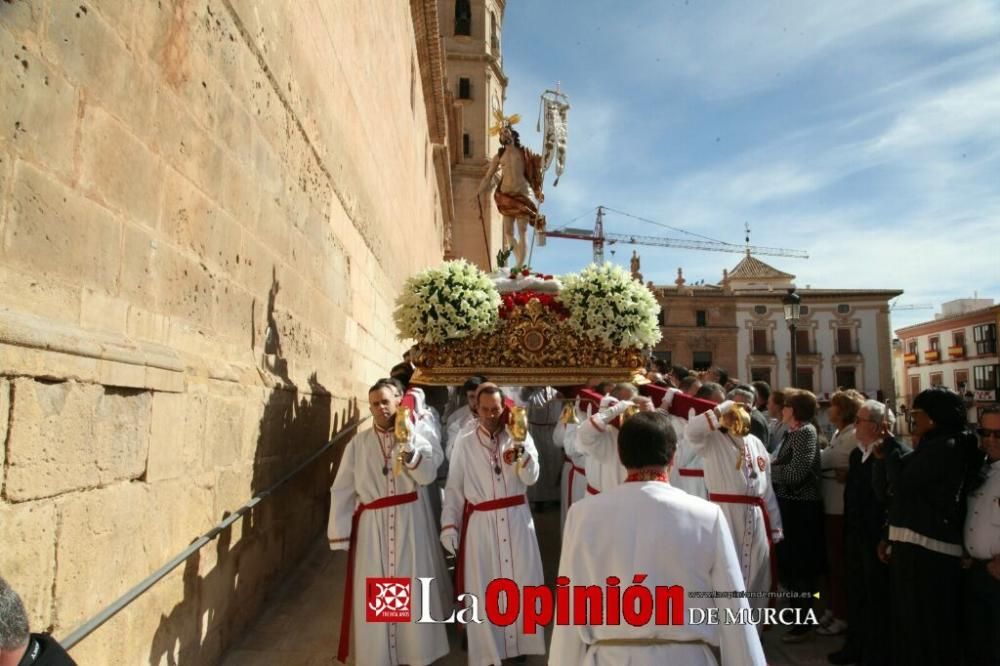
[
  {"left": 327, "top": 379, "right": 448, "bottom": 666},
  {"left": 441, "top": 383, "right": 546, "bottom": 665},
  {"left": 552, "top": 410, "right": 767, "bottom": 665}
]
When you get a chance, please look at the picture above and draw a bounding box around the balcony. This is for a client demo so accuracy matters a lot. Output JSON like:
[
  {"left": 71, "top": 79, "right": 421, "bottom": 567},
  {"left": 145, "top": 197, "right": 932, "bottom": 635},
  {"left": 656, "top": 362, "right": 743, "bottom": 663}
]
[
  {"left": 904, "top": 352, "right": 919, "bottom": 366},
  {"left": 948, "top": 345, "right": 965, "bottom": 359},
  {"left": 925, "top": 349, "right": 940, "bottom": 363}
]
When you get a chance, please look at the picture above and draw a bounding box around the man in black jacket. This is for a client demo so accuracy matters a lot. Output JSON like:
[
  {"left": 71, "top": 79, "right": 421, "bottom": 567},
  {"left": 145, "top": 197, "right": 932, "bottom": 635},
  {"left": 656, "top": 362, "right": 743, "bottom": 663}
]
[
  {"left": 828, "top": 400, "right": 897, "bottom": 666},
  {"left": 0, "top": 576, "right": 77, "bottom": 666}
]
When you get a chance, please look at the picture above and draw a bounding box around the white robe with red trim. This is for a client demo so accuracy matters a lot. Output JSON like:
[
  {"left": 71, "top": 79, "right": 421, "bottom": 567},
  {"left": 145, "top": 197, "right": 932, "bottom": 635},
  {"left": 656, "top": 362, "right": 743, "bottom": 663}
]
[
  {"left": 551, "top": 481, "right": 767, "bottom": 666},
  {"left": 553, "top": 405, "right": 588, "bottom": 529},
  {"left": 441, "top": 425, "right": 546, "bottom": 666},
  {"left": 575, "top": 415, "right": 626, "bottom": 493},
  {"left": 684, "top": 410, "right": 783, "bottom": 610},
  {"left": 663, "top": 411, "right": 708, "bottom": 500},
  {"left": 327, "top": 427, "right": 449, "bottom": 666}
]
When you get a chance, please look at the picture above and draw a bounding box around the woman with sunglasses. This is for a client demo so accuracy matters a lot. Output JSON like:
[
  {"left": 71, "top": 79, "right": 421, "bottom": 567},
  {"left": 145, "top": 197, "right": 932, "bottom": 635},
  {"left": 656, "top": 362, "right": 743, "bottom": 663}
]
[{"left": 874, "top": 387, "right": 983, "bottom": 665}]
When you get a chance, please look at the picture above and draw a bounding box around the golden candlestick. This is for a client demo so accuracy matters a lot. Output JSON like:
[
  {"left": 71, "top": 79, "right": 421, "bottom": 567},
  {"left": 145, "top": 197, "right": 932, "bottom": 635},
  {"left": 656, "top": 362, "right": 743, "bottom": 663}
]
[
  {"left": 559, "top": 401, "right": 580, "bottom": 425},
  {"left": 393, "top": 406, "right": 412, "bottom": 476},
  {"left": 720, "top": 403, "right": 751, "bottom": 437},
  {"left": 508, "top": 405, "right": 528, "bottom": 471},
  {"left": 621, "top": 403, "right": 640, "bottom": 424}
]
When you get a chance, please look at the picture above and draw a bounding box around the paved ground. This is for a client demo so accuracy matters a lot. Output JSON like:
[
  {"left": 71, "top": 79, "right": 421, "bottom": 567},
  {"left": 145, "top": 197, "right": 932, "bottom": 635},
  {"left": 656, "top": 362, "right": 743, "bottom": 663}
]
[{"left": 222, "top": 506, "right": 840, "bottom": 665}]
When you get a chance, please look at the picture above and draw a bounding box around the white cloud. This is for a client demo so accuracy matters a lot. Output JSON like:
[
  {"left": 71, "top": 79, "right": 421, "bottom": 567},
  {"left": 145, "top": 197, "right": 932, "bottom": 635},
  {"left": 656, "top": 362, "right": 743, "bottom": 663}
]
[{"left": 619, "top": 0, "right": 1000, "bottom": 100}]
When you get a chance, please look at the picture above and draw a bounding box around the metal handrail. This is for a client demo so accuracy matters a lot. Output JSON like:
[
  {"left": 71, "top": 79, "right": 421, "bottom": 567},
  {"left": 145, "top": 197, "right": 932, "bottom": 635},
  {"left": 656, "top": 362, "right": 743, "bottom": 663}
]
[{"left": 60, "top": 416, "right": 369, "bottom": 649}]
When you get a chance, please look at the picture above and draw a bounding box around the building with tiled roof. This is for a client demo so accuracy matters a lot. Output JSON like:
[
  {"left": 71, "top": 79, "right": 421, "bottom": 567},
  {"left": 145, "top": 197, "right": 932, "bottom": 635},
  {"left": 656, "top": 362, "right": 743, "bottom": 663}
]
[
  {"left": 892, "top": 300, "right": 999, "bottom": 415},
  {"left": 648, "top": 252, "right": 903, "bottom": 407}
]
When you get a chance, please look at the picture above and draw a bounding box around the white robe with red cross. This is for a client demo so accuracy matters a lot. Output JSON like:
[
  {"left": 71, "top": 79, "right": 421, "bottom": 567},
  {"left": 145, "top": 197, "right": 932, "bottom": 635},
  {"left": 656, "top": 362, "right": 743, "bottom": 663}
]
[{"left": 684, "top": 409, "right": 783, "bottom": 610}]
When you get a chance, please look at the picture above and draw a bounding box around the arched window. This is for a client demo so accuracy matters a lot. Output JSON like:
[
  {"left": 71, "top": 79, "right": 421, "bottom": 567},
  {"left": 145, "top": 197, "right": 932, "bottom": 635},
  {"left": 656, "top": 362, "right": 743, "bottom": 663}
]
[{"left": 455, "top": 0, "right": 472, "bottom": 36}]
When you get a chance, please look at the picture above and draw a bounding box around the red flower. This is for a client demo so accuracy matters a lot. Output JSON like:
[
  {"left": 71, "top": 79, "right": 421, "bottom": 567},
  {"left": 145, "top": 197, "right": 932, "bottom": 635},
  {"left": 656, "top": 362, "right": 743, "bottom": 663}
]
[
  {"left": 521, "top": 269, "right": 531, "bottom": 276},
  {"left": 498, "top": 290, "right": 569, "bottom": 319}
]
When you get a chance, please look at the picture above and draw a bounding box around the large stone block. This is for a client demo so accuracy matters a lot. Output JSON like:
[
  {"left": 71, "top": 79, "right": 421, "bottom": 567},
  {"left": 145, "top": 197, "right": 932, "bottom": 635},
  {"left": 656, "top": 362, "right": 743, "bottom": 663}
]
[
  {"left": 0, "top": 27, "right": 79, "bottom": 179},
  {"left": 204, "top": 393, "right": 244, "bottom": 469},
  {"left": 149, "top": 240, "right": 216, "bottom": 327},
  {"left": 160, "top": 168, "right": 241, "bottom": 276},
  {"left": 4, "top": 379, "right": 150, "bottom": 501},
  {"left": 79, "top": 106, "right": 164, "bottom": 230},
  {"left": 147, "top": 389, "right": 207, "bottom": 483},
  {"left": 80, "top": 287, "right": 129, "bottom": 336},
  {"left": 54, "top": 477, "right": 214, "bottom": 631},
  {"left": 0, "top": 499, "right": 56, "bottom": 631},
  {"left": 42, "top": 2, "right": 158, "bottom": 137},
  {"left": 2, "top": 162, "right": 122, "bottom": 293}
]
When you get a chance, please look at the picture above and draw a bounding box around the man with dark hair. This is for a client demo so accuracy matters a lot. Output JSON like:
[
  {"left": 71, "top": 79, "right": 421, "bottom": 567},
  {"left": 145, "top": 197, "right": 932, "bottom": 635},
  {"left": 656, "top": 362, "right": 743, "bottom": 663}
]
[
  {"left": 0, "top": 576, "right": 76, "bottom": 665},
  {"left": 552, "top": 412, "right": 767, "bottom": 664},
  {"left": 441, "top": 383, "right": 545, "bottom": 664},
  {"left": 695, "top": 381, "right": 726, "bottom": 403},
  {"left": 445, "top": 375, "right": 487, "bottom": 458},
  {"left": 679, "top": 375, "right": 702, "bottom": 396},
  {"left": 751, "top": 381, "right": 770, "bottom": 411},
  {"left": 389, "top": 361, "right": 414, "bottom": 388},
  {"left": 706, "top": 366, "right": 729, "bottom": 387},
  {"left": 327, "top": 379, "right": 447, "bottom": 665}
]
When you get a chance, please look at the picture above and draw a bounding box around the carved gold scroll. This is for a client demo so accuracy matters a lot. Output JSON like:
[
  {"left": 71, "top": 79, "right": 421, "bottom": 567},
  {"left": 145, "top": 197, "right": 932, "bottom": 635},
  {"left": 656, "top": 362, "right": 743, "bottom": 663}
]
[{"left": 410, "top": 297, "right": 645, "bottom": 386}]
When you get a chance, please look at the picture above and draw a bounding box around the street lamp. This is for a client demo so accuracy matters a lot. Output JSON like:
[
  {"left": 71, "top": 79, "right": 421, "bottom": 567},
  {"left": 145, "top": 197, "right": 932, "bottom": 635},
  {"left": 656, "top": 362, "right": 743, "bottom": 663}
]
[{"left": 783, "top": 288, "right": 801, "bottom": 388}]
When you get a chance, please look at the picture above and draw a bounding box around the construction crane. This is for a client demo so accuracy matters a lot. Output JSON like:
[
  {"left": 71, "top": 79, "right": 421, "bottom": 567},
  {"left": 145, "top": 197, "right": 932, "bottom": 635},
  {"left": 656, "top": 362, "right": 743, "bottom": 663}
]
[
  {"left": 544, "top": 206, "right": 809, "bottom": 263},
  {"left": 889, "top": 300, "right": 933, "bottom": 312}
]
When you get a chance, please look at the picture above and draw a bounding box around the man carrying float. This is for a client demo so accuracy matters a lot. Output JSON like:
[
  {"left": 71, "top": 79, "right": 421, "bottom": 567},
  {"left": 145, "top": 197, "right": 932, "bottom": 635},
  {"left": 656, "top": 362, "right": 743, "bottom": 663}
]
[
  {"left": 685, "top": 397, "right": 784, "bottom": 610},
  {"left": 327, "top": 379, "right": 449, "bottom": 666},
  {"left": 440, "top": 383, "right": 546, "bottom": 665}
]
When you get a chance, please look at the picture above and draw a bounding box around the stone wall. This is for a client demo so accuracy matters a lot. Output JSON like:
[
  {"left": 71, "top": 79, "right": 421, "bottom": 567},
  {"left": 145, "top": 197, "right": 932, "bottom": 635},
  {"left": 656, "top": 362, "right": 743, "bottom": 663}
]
[{"left": 0, "top": 1, "right": 449, "bottom": 663}]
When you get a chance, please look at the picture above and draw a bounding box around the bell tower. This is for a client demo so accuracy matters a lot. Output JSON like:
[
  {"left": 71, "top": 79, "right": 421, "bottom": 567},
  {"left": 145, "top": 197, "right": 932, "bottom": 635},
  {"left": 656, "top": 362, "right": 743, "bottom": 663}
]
[{"left": 440, "top": 0, "right": 508, "bottom": 270}]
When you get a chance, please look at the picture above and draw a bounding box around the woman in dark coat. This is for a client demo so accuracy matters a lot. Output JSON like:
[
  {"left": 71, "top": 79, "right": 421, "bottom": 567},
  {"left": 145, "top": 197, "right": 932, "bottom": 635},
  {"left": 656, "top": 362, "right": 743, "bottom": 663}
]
[
  {"left": 874, "top": 387, "right": 982, "bottom": 665},
  {"left": 772, "top": 388, "right": 826, "bottom": 642}
]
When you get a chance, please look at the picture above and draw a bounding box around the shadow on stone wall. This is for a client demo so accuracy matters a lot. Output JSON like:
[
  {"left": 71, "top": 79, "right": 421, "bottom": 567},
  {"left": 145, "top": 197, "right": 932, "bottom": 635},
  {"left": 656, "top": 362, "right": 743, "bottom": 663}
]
[{"left": 146, "top": 269, "right": 359, "bottom": 664}]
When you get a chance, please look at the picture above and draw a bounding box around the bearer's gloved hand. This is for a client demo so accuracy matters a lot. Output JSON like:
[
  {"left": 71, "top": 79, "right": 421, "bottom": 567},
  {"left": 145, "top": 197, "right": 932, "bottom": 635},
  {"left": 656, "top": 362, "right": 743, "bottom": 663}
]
[
  {"left": 440, "top": 527, "right": 459, "bottom": 556},
  {"left": 598, "top": 400, "right": 635, "bottom": 426},
  {"left": 329, "top": 538, "right": 350, "bottom": 552},
  {"left": 660, "top": 387, "right": 682, "bottom": 410}
]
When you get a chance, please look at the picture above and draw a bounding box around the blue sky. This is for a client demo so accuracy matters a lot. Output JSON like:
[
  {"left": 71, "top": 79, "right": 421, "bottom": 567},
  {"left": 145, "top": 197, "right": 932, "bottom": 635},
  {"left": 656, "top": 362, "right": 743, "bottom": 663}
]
[{"left": 499, "top": 0, "right": 1000, "bottom": 330}]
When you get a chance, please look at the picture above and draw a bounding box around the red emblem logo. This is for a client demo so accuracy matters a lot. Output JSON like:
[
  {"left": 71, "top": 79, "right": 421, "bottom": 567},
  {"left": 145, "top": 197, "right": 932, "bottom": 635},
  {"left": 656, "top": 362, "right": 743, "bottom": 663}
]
[
  {"left": 757, "top": 456, "right": 767, "bottom": 472},
  {"left": 366, "top": 578, "right": 411, "bottom": 622}
]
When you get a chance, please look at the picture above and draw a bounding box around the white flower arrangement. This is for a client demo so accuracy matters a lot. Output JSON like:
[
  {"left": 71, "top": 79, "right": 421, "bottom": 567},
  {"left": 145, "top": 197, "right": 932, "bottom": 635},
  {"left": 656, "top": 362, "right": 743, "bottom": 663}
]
[
  {"left": 393, "top": 260, "right": 502, "bottom": 344},
  {"left": 559, "top": 263, "right": 663, "bottom": 348}
]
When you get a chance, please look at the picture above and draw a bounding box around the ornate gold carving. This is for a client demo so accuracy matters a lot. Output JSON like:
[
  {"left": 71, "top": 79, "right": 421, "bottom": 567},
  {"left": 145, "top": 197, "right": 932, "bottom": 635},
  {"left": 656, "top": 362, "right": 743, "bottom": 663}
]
[{"left": 411, "top": 297, "right": 646, "bottom": 386}]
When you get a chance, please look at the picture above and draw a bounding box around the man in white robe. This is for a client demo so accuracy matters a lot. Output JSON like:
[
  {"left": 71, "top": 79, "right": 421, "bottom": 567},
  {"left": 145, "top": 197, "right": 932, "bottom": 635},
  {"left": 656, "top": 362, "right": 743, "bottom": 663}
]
[
  {"left": 553, "top": 396, "right": 589, "bottom": 529},
  {"left": 685, "top": 397, "right": 784, "bottom": 612},
  {"left": 551, "top": 411, "right": 767, "bottom": 665},
  {"left": 575, "top": 383, "right": 646, "bottom": 495},
  {"left": 441, "top": 383, "right": 546, "bottom": 665},
  {"left": 327, "top": 379, "right": 449, "bottom": 666},
  {"left": 644, "top": 384, "right": 710, "bottom": 500}
]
